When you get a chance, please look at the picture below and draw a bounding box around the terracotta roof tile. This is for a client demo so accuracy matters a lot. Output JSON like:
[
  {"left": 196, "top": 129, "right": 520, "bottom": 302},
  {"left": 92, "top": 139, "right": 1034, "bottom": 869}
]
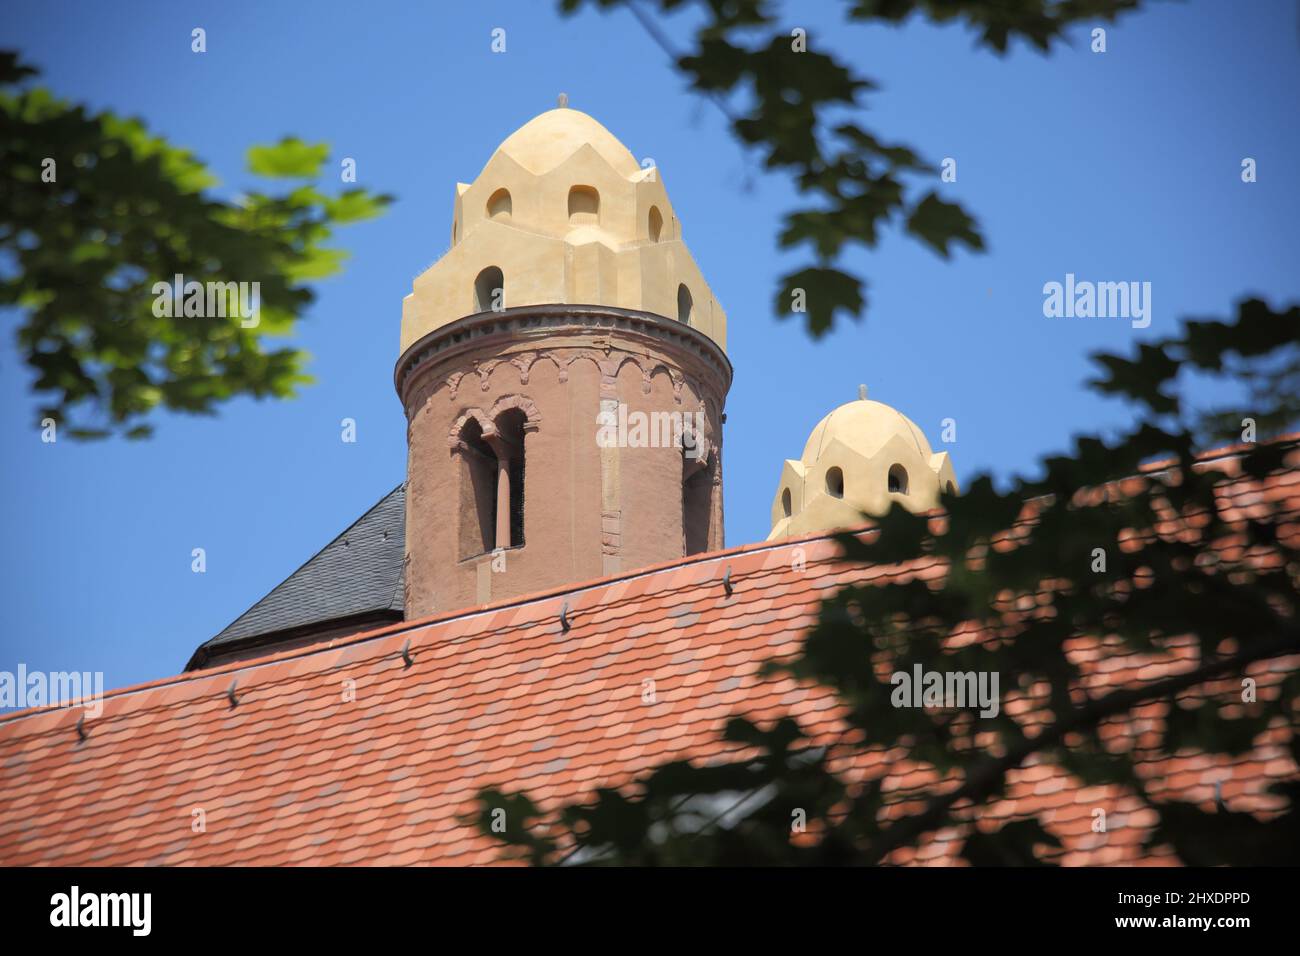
[{"left": 2, "top": 444, "right": 1298, "bottom": 865}]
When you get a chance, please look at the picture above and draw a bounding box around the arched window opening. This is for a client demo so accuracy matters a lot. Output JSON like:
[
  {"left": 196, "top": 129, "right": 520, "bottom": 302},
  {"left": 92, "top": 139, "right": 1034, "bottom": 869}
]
[
  {"left": 781, "top": 487, "right": 792, "bottom": 518},
  {"left": 457, "top": 418, "right": 497, "bottom": 559},
  {"left": 826, "top": 466, "right": 844, "bottom": 499},
  {"left": 888, "top": 464, "right": 909, "bottom": 495},
  {"left": 495, "top": 408, "right": 528, "bottom": 549},
  {"left": 451, "top": 219, "right": 459, "bottom": 246},
  {"left": 456, "top": 410, "right": 529, "bottom": 558},
  {"left": 568, "top": 185, "right": 600, "bottom": 225},
  {"left": 474, "top": 266, "right": 504, "bottom": 313},
  {"left": 944, "top": 480, "right": 954, "bottom": 496},
  {"left": 487, "top": 188, "right": 512, "bottom": 220},
  {"left": 683, "top": 453, "right": 713, "bottom": 556},
  {"left": 677, "top": 284, "right": 693, "bottom": 324},
  {"left": 648, "top": 205, "right": 663, "bottom": 242}
]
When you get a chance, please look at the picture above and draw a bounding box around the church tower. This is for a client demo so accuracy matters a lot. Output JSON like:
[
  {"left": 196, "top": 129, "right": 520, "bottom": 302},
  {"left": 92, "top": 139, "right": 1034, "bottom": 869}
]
[{"left": 395, "top": 105, "right": 732, "bottom": 618}]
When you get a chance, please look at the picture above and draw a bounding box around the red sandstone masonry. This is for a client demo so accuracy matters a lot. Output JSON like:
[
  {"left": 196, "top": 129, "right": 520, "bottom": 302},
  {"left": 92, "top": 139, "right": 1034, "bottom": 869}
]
[{"left": 398, "top": 305, "right": 731, "bottom": 619}]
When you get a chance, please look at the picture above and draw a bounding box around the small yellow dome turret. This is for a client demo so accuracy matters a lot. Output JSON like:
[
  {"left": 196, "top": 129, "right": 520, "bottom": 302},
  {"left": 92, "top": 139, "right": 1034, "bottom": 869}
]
[
  {"left": 768, "top": 386, "right": 958, "bottom": 540},
  {"left": 399, "top": 103, "right": 727, "bottom": 356}
]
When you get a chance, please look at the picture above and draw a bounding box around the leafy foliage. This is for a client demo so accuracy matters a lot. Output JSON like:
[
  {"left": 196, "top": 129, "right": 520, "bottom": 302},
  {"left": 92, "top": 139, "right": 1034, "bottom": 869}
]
[
  {"left": 560, "top": 0, "right": 1140, "bottom": 337},
  {"left": 0, "top": 52, "right": 392, "bottom": 439},
  {"left": 475, "top": 296, "right": 1299, "bottom": 864},
  {"left": 465, "top": 0, "right": 1300, "bottom": 866}
]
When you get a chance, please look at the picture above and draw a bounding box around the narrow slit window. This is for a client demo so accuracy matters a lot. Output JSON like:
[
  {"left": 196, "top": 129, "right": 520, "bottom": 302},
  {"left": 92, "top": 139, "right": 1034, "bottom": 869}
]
[
  {"left": 457, "top": 419, "right": 497, "bottom": 559},
  {"left": 683, "top": 452, "right": 712, "bottom": 556},
  {"left": 826, "top": 467, "right": 844, "bottom": 499},
  {"left": 888, "top": 464, "right": 908, "bottom": 495},
  {"left": 496, "top": 409, "right": 527, "bottom": 549},
  {"left": 474, "top": 266, "right": 504, "bottom": 313}
]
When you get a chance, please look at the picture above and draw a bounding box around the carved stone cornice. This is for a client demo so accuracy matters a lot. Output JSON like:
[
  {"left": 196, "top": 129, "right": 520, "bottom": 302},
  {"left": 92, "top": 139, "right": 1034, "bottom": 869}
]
[{"left": 395, "top": 304, "right": 733, "bottom": 412}]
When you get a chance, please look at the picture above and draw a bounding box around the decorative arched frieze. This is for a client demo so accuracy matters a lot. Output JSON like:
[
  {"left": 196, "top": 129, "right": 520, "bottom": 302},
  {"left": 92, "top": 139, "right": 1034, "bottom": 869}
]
[
  {"left": 562, "top": 352, "right": 603, "bottom": 385},
  {"left": 446, "top": 371, "right": 468, "bottom": 401},
  {"left": 644, "top": 363, "right": 680, "bottom": 401},
  {"left": 522, "top": 353, "right": 564, "bottom": 384},
  {"left": 609, "top": 353, "right": 643, "bottom": 381}
]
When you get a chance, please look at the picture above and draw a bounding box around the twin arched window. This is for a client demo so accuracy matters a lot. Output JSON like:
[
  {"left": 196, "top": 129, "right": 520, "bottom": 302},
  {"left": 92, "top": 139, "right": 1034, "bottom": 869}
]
[
  {"left": 472, "top": 192, "right": 688, "bottom": 322},
  {"left": 482, "top": 184, "right": 602, "bottom": 225},
  {"left": 817, "top": 464, "right": 909, "bottom": 501},
  {"left": 483, "top": 188, "right": 670, "bottom": 244},
  {"left": 457, "top": 409, "right": 528, "bottom": 558}
]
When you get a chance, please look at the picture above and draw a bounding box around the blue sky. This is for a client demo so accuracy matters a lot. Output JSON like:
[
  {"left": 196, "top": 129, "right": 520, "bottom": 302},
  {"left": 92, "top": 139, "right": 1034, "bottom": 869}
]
[{"left": 2, "top": 0, "right": 1297, "bottom": 694}]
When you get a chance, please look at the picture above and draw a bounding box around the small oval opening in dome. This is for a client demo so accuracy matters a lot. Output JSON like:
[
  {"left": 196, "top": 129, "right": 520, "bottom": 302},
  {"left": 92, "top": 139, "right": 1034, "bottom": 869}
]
[
  {"left": 487, "top": 188, "right": 512, "bottom": 220},
  {"left": 888, "top": 464, "right": 908, "bottom": 495},
  {"left": 649, "top": 205, "right": 663, "bottom": 242},
  {"left": 826, "top": 467, "right": 844, "bottom": 499},
  {"left": 781, "top": 487, "right": 792, "bottom": 517},
  {"left": 677, "top": 284, "right": 693, "bottom": 324},
  {"left": 568, "top": 185, "right": 599, "bottom": 225}
]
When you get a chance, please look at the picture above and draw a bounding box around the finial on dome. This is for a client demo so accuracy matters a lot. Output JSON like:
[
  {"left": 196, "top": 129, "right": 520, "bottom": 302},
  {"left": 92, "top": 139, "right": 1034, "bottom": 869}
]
[
  {"left": 858, "top": 384, "right": 868, "bottom": 401},
  {"left": 557, "top": 92, "right": 569, "bottom": 108}
]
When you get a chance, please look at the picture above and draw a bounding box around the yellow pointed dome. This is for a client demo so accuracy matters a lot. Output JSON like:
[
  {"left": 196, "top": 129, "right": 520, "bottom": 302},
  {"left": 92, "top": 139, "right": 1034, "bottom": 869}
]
[
  {"left": 801, "top": 398, "right": 934, "bottom": 465},
  {"left": 491, "top": 108, "right": 642, "bottom": 179},
  {"left": 400, "top": 105, "right": 727, "bottom": 357}
]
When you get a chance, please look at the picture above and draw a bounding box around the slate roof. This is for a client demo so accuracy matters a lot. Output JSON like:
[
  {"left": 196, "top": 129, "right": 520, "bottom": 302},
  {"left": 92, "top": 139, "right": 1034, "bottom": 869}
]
[
  {"left": 1, "top": 445, "right": 1296, "bottom": 866},
  {"left": 187, "top": 484, "right": 406, "bottom": 669}
]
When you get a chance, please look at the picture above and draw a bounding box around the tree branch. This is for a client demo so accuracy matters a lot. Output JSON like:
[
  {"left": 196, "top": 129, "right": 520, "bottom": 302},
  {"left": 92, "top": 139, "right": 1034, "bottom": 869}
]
[{"left": 865, "top": 630, "right": 1300, "bottom": 863}]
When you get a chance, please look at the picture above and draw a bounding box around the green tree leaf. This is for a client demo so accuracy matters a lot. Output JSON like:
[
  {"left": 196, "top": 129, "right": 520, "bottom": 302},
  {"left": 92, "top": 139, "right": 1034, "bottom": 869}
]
[
  {"left": 0, "top": 54, "right": 393, "bottom": 439},
  {"left": 246, "top": 137, "right": 330, "bottom": 178}
]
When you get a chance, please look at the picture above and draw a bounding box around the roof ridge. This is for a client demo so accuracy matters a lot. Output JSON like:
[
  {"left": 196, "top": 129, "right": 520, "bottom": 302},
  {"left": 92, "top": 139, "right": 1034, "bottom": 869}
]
[
  {"left": 7, "top": 434, "right": 1292, "bottom": 731},
  {"left": 0, "top": 548, "right": 860, "bottom": 743},
  {"left": 1142, "top": 432, "right": 1298, "bottom": 471},
  {"left": 0, "top": 531, "right": 851, "bottom": 731}
]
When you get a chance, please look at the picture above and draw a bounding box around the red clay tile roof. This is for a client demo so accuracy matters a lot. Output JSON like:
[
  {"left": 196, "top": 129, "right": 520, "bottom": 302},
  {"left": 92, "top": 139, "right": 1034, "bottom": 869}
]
[{"left": 2, "top": 443, "right": 1297, "bottom": 866}]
